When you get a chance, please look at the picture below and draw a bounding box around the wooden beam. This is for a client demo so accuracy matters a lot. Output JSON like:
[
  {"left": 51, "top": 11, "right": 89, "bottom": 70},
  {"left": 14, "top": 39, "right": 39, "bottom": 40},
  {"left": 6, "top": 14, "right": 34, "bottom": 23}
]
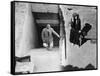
[
  {"left": 36, "top": 20, "right": 59, "bottom": 24},
  {"left": 33, "top": 12, "right": 59, "bottom": 20}
]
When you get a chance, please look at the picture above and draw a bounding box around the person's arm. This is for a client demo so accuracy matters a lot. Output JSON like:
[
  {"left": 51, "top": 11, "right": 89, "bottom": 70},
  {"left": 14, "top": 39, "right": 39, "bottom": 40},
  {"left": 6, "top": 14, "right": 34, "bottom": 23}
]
[{"left": 51, "top": 28, "right": 60, "bottom": 38}]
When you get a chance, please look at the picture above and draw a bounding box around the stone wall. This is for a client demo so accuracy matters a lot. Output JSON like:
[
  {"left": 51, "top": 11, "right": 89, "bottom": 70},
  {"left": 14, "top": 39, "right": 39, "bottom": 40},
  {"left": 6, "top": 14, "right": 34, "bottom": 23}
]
[
  {"left": 60, "top": 5, "right": 97, "bottom": 68},
  {"left": 15, "top": 2, "right": 27, "bottom": 56},
  {"left": 60, "top": 5, "right": 97, "bottom": 39},
  {"left": 31, "top": 3, "right": 58, "bottom": 13},
  {"left": 15, "top": 2, "right": 37, "bottom": 57}
]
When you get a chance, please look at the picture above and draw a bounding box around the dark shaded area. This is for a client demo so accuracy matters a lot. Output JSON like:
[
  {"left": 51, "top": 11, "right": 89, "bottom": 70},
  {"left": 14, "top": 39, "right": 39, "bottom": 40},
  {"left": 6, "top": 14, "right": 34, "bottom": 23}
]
[
  {"left": 34, "top": 12, "right": 59, "bottom": 20},
  {"left": 85, "top": 64, "right": 96, "bottom": 70},
  {"left": 80, "top": 38, "right": 97, "bottom": 46},
  {"left": 80, "top": 38, "right": 89, "bottom": 46},
  {"left": 15, "top": 56, "right": 31, "bottom": 62},
  {"left": 69, "top": 13, "right": 81, "bottom": 46},
  {"left": 67, "top": 8, "right": 73, "bottom": 11},
  {"left": 15, "top": 71, "right": 31, "bottom": 75},
  {"left": 70, "top": 29, "right": 80, "bottom": 45},
  {"left": 80, "top": 23, "right": 92, "bottom": 37},
  {"left": 79, "top": 23, "right": 92, "bottom": 46},
  {"left": 61, "top": 63, "right": 96, "bottom": 71},
  {"left": 11, "top": 2, "right": 16, "bottom": 75},
  {"left": 70, "top": 22, "right": 92, "bottom": 47}
]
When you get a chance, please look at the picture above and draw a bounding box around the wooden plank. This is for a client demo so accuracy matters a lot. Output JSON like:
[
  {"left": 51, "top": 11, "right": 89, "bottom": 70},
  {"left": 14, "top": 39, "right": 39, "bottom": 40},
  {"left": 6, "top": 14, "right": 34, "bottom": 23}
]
[
  {"left": 33, "top": 12, "right": 59, "bottom": 20},
  {"left": 36, "top": 23, "right": 59, "bottom": 27},
  {"left": 36, "top": 20, "right": 59, "bottom": 24}
]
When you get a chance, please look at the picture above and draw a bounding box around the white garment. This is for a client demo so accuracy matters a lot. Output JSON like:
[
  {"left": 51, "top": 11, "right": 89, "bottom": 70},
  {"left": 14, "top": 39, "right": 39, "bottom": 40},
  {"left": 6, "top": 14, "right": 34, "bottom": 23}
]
[
  {"left": 43, "top": 43, "right": 48, "bottom": 47},
  {"left": 43, "top": 41, "right": 53, "bottom": 48}
]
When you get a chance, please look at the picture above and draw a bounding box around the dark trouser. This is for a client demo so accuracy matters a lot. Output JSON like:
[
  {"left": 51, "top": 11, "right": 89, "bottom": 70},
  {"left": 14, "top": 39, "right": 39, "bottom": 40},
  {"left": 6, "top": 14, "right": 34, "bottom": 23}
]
[{"left": 70, "top": 29, "right": 80, "bottom": 45}]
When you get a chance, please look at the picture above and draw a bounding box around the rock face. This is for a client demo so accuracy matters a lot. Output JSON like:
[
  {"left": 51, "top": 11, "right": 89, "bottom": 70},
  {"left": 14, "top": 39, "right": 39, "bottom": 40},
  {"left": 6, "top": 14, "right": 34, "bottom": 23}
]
[
  {"left": 15, "top": 2, "right": 27, "bottom": 56},
  {"left": 15, "top": 2, "right": 38, "bottom": 56},
  {"left": 60, "top": 5, "right": 97, "bottom": 68}
]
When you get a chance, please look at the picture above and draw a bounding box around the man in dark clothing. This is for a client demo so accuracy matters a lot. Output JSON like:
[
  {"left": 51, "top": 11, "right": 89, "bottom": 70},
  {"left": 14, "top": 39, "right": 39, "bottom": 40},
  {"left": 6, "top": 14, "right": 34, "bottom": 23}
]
[{"left": 70, "top": 13, "right": 81, "bottom": 46}]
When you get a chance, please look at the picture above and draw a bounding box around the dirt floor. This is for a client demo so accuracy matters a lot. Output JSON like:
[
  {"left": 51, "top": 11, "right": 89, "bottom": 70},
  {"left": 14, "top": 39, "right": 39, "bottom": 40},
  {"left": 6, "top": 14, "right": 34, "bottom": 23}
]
[
  {"left": 15, "top": 48, "right": 62, "bottom": 73},
  {"left": 15, "top": 40, "right": 97, "bottom": 73}
]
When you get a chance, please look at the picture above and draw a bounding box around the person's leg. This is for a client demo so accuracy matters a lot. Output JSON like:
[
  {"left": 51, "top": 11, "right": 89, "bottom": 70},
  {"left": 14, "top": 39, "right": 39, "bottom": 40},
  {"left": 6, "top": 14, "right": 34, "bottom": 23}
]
[
  {"left": 69, "top": 29, "right": 73, "bottom": 43},
  {"left": 70, "top": 29, "right": 75, "bottom": 44},
  {"left": 47, "top": 41, "right": 53, "bottom": 50},
  {"left": 76, "top": 31, "right": 80, "bottom": 45},
  {"left": 50, "top": 41, "right": 53, "bottom": 49}
]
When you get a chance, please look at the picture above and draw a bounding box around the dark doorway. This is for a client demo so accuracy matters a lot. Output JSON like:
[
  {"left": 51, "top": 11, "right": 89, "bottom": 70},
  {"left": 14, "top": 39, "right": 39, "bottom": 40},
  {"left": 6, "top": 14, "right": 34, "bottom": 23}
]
[{"left": 33, "top": 12, "right": 60, "bottom": 48}]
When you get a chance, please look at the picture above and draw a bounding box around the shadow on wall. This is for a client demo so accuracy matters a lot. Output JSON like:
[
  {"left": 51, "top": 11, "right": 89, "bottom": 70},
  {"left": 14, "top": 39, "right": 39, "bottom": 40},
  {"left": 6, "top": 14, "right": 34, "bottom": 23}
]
[{"left": 61, "top": 63, "right": 97, "bottom": 71}]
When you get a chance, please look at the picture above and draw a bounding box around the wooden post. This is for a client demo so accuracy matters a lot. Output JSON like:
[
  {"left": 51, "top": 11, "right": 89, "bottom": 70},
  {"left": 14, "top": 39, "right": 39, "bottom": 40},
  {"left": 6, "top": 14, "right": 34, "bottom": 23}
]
[{"left": 58, "top": 5, "right": 66, "bottom": 66}]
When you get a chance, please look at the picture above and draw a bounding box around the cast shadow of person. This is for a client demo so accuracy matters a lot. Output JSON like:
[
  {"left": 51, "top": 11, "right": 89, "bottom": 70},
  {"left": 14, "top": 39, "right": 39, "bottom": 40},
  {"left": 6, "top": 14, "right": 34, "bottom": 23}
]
[{"left": 79, "top": 23, "right": 92, "bottom": 46}]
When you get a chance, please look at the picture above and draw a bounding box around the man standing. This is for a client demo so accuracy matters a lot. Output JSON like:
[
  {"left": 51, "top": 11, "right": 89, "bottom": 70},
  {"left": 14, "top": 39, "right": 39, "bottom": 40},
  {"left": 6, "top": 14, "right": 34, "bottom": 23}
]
[
  {"left": 41, "top": 24, "right": 60, "bottom": 50},
  {"left": 70, "top": 13, "right": 81, "bottom": 46}
]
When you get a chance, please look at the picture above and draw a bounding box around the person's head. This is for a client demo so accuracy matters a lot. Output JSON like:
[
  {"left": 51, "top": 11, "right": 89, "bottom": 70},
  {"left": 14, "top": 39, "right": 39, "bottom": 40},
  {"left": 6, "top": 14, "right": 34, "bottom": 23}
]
[
  {"left": 46, "top": 24, "right": 51, "bottom": 29},
  {"left": 72, "top": 13, "right": 77, "bottom": 18},
  {"left": 72, "top": 13, "right": 79, "bottom": 20},
  {"left": 75, "top": 15, "right": 78, "bottom": 19},
  {"left": 75, "top": 14, "right": 79, "bottom": 20}
]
